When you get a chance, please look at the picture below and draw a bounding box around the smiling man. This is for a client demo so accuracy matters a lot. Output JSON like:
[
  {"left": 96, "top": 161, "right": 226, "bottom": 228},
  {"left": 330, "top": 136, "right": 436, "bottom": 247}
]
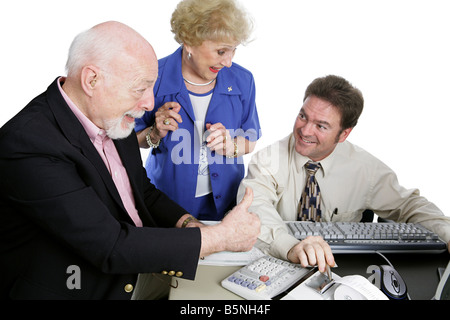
[
  {"left": 238, "top": 75, "right": 450, "bottom": 272},
  {"left": 0, "top": 21, "right": 260, "bottom": 300},
  {"left": 294, "top": 95, "right": 353, "bottom": 162}
]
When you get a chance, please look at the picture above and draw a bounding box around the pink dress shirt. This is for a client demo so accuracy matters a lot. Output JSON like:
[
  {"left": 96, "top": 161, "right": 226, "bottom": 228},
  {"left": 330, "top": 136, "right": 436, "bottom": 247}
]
[{"left": 57, "top": 78, "right": 143, "bottom": 227}]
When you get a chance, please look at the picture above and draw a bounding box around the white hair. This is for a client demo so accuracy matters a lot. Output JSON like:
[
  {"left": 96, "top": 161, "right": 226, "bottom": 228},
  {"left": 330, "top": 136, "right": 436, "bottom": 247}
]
[{"left": 65, "top": 23, "right": 125, "bottom": 76}]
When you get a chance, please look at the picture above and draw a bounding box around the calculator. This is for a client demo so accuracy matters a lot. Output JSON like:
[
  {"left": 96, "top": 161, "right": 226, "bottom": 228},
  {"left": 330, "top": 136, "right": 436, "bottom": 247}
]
[{"left": 221, "top": 255, "right": 314, "bottom": 300}]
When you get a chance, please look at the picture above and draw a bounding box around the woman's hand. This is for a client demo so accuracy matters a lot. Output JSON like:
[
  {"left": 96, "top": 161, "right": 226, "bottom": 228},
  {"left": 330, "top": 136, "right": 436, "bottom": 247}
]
[
  {"left": 153, "top": 101, "right": 183, "bottom": 140},
  {"left": 205, "top": 122, "right": 234, "bottom": 157}
]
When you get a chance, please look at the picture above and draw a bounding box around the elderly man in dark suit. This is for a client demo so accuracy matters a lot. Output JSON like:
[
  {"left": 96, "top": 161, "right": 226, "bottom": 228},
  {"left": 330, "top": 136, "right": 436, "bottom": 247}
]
[{"left": 0, "top": 21, "right": 260, "bottom": 300}]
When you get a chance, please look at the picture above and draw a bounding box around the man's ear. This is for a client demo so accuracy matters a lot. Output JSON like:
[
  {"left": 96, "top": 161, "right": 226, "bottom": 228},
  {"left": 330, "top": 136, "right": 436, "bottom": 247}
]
[
  {"left": 338, "top": 127, "right": 353, "bottom": 143},
  {"left": 80, "top": 66, "right": 100, "bottom": 97}
]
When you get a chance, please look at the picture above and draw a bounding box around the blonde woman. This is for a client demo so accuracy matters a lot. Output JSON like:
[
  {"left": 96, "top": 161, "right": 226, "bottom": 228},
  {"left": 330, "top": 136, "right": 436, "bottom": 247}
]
[{"left": 136, "top": 0, "right": 261, "bottom": 221}]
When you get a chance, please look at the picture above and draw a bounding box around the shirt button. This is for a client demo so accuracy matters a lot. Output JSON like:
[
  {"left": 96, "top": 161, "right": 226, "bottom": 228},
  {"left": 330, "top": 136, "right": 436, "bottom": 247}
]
[
  {"left": 124, "top": 284, "right": 134, "bottom": 293},
  {"left": 212, "top": 173, "right": 219, "bottom": 178},
  {"left": 215, "top": 195, "right": 222, "bottom": 200}
]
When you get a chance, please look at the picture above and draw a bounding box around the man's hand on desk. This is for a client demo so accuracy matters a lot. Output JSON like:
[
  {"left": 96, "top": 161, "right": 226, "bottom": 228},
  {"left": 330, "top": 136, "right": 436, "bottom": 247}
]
[
  {"left": 287, "top": 236, "right": 335, "bottom": 273},
  {"left": 198, "top": 187, "right": 261, "bottom": 258}
]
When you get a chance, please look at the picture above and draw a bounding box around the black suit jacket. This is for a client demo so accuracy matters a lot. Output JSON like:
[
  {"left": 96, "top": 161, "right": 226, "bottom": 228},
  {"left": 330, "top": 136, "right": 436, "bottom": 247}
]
[{"left": 0, "top": 78, "right": 201, "bottom": 299}]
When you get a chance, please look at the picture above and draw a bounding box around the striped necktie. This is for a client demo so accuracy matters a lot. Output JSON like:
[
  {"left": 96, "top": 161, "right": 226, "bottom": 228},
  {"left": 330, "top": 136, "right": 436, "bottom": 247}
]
[{"left": 299, "top": 161, "right": 322, "bottom": 222}]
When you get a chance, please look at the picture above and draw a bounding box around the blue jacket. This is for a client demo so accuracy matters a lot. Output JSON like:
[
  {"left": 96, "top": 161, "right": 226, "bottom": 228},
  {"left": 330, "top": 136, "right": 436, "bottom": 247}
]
[{"left": 135, "top": 47, "right": 261, "bottom": 219}]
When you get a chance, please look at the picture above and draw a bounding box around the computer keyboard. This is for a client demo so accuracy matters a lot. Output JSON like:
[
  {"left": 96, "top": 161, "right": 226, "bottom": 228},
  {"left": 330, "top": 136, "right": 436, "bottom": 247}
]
[
  {"left": 286, "top": 221, "right": 447, "bottom": 253},
  {"left": 221, "top": 255, "right": 314, "bottom": 300}
]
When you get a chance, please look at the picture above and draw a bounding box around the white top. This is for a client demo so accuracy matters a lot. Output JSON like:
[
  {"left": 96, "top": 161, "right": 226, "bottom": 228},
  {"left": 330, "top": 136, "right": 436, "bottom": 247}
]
[{"left": 189, "top": 91, "right": 213, "bottom": 198}]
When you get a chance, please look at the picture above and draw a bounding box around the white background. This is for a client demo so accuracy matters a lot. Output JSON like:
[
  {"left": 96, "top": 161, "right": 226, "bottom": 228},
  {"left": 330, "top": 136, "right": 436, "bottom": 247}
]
[{"left": 1, "top": 0, "right": 449, "bottom": 216}]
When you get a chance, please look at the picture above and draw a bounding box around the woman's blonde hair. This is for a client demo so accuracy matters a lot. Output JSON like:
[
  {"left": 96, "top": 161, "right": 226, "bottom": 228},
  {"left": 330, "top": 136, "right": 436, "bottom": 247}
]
[{"left": 171, "top": 0, "right": 253, "bottom": 46}]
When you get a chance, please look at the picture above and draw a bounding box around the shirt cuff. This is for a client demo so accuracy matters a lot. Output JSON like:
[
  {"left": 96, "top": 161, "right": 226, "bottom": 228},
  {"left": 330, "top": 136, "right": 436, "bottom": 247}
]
[{"left": 267, "top": 233, "right": 301, "bottom": 260}]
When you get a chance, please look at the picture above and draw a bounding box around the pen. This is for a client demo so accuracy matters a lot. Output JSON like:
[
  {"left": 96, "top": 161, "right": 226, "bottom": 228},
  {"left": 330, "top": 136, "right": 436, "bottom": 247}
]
[{"left": 331, "top": 208, "right": 338, "bottom": 221}]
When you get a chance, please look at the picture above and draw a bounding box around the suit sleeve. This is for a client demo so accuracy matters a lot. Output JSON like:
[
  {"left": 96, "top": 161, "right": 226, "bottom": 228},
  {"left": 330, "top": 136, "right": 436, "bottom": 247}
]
[{"left": 0, "top": 115, "right": 201, "bottom": 280}]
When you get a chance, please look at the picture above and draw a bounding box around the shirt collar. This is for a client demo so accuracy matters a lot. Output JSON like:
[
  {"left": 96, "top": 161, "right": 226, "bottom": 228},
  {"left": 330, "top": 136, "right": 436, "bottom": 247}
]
[
  {"left": 156, "top": 46, "right": 241, "bottom": 97},
  {"left": 57, "top": 77, "right": 106, "bottom": 143}
]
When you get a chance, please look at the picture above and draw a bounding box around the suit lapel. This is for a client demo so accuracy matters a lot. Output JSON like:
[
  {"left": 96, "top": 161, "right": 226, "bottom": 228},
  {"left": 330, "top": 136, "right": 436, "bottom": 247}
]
[
  {"left": 114, "top": 135, "right": 155, "bottom": 227},
  {"left": 46, "top": 79, "right": 129, "bottom": 218}
]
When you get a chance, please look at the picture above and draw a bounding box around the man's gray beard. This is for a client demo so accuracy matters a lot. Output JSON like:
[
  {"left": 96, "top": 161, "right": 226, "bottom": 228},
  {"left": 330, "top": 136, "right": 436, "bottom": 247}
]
[{"left": 105, "top": 110, "right": 145, "bottom": 140}]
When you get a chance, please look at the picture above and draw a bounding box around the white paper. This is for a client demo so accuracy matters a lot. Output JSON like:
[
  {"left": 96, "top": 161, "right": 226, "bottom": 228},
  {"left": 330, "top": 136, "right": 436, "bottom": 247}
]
[
  {"left": 334, "top": 275, "right": 388, "bottom": 300},
  {"left": 199, "top": 246, "right": 265, "bottom": 266},
  {"left": 282, "top": 272, "right": 389, "bottom": 300}
]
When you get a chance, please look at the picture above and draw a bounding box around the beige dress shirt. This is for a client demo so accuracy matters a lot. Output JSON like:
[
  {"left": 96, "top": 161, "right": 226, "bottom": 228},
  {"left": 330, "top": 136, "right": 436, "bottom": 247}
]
[{"left": 238, "top": 133, "right": 450, "bottom": 260}]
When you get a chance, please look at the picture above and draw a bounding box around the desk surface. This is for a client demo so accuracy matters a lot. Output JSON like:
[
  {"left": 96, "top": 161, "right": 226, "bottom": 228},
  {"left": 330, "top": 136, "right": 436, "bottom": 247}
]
[
  {"left": 170, "top": 252, "right": 449, "bottom": 300},
  {"left": 170, "top": 265, "right": 242, "bottom": 300}
]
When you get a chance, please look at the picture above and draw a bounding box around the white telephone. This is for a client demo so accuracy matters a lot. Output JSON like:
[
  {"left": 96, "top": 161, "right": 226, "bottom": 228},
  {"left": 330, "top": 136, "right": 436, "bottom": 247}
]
[{"left": 282, "top": 269, "right": 388, "bottom": 300}]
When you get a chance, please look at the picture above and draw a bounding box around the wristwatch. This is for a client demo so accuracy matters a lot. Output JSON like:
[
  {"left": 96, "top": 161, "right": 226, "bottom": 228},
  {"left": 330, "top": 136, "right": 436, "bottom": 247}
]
[
  {"left": 181, "top": 215, "right": 199, "bottom": 228},
  {"left": 145, "top": 125, "right": 160, "bottom": 148}
]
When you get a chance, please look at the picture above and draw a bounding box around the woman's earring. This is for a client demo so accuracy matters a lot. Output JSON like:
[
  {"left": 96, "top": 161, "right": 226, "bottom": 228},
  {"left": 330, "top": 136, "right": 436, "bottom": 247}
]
[{"left": 188, "top": 52, "right": 192, "bottom": 60}]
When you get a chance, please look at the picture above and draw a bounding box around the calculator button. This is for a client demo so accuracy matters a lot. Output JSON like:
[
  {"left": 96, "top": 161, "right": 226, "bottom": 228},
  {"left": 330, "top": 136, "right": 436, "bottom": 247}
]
[
  {"left": 259, "top": 275, "right": 270, "bottom": 282},
  {"left": 255, "top": 284, "right": 266, "bottom": 292},
  {"left": 248, "top": 283, "right": 258, "bottom": 290},
  {"left": 241, "top": 280, "right": 250, "bottom": 287}
]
